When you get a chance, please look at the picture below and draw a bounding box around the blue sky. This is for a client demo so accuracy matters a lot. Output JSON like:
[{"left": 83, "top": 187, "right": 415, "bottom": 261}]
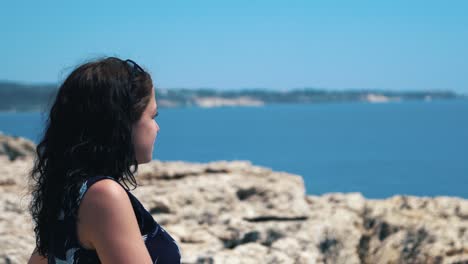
[{"left": 1, "top": 0, "right": 467, "bottom": 93}]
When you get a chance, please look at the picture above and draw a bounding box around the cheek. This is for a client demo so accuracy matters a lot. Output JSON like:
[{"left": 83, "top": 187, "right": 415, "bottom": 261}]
[{"left": 132, "top": 122, "right": 152, "bottom": 146}]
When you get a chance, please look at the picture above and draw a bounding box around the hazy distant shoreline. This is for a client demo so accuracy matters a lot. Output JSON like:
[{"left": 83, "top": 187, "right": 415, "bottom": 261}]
[{"left": 0, "top": 81, "right": 466, "bottom": 112}]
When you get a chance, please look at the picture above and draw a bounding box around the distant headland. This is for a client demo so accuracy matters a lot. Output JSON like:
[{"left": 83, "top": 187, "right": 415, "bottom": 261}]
[{"left": 0, "top": 81, "right": 466, "bottom": 112}]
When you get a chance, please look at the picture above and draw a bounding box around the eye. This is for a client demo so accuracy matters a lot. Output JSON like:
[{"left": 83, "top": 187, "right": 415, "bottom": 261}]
[{"left": 153, "top": 113, "right": 159, "bottom": 119}]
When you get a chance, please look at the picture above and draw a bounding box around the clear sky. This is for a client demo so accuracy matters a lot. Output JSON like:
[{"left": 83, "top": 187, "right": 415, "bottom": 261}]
[{"left": 1, "top": 0, "right": 467, "bottom": 93}]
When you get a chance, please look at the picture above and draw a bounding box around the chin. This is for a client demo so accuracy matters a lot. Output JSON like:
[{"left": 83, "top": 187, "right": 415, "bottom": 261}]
[
  {"left": 144, "top": 156, "right": 153, "bottom": 164},
  {"left": 136, "top": 155, "right": 152, "bottom": 165}
]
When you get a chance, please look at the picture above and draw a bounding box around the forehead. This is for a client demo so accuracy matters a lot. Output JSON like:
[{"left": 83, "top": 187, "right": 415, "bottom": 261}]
[{"left": 150, "top": 90, "right": 157, "bottom": 109}]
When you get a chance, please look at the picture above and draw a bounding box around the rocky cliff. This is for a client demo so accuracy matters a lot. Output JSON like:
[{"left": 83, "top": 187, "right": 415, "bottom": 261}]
[{"left": 0, "top": 134, "right": 466, "bottom": 263}]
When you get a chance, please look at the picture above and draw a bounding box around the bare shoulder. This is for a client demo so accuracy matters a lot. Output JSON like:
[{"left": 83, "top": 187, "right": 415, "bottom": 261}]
[
  {"left": 27, "top": 247, "right": 47, "bottom": 264},
  {"left": 77, "top": 179, "right": 130, "bottom": 246},
  {"left": 78, "top": 179, "right": 131, "bottom": 228},
  {"left": 78, "top": 179, "right": 152, "bottom": 263},
  {"left": 81, "top": 179, "right": 128, "bottom": 207}
]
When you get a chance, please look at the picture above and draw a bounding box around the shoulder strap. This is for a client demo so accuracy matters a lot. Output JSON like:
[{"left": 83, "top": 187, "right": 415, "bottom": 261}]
[{"left": 48, "top": 176, "right": 119, "bottom": 263}]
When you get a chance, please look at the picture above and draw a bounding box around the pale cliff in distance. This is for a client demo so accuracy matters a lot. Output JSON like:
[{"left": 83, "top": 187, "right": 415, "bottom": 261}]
[{"left": 0, "top": 133, "right": 467, "bottom": 263}]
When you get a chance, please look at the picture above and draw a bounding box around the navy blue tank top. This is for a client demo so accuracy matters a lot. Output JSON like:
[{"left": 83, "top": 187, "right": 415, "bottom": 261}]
[{"left": 48, "top": 175, "right": 181, "bottom": 263}]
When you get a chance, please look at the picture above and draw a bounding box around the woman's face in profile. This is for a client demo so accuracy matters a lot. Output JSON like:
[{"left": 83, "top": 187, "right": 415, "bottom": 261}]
[{"left": 132, "top": 88, "right": 160, "bottom": 164}]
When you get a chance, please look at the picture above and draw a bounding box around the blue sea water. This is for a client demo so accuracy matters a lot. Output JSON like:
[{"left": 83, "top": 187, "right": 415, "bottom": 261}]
[{"left": 1, "top": 99, "right": 467, "bottom": 199}]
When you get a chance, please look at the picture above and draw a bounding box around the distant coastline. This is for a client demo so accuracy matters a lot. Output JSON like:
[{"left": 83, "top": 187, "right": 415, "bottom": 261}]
[{"left": 0, "top": 81, "right": 466, "bottom": 112}]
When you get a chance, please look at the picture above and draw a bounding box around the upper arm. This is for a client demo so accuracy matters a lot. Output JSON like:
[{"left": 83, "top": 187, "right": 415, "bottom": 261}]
[
  {"left": 78, "top": 179, "right": 152, "bottom": 264},
  {"left": 27, "top": 248, "right": 47, "bottom": 264}
]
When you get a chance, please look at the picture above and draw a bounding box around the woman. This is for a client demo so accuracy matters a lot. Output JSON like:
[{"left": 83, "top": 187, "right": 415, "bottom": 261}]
[{"left": 27, "top": 57, "right": 181, "bottom": 264}]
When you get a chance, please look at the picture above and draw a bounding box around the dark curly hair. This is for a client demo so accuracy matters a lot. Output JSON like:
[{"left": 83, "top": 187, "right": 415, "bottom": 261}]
[{"left": 28, "top": 56, "right": 154, "bottom": 257}]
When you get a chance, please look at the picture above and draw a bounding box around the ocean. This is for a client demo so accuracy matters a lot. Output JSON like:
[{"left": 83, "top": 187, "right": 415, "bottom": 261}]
[{"left": 1, "top": 99, "right": 467, "bottom": 199}]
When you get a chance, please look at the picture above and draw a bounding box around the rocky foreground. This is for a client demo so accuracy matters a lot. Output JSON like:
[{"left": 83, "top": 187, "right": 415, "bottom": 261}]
[{"left": 0, "top": 134, "right": 467, "bottom": 264}]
